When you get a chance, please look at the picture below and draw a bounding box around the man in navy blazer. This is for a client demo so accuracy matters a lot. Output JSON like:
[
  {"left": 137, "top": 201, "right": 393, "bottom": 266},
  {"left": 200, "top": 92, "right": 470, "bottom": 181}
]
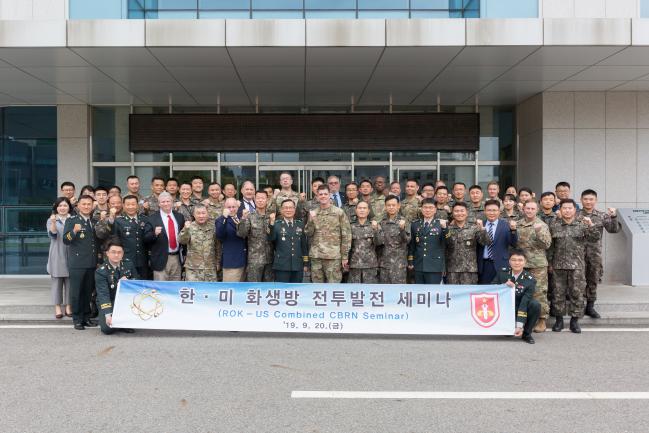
[
  {"left": 327, "top": 175, "right": 346, "bottom": 207},
  {"left": 477, "top": 199, "right": 518, "bottom": 284},
  {"left": 216, "top": 197, "right": 247, "bottom": 282}
]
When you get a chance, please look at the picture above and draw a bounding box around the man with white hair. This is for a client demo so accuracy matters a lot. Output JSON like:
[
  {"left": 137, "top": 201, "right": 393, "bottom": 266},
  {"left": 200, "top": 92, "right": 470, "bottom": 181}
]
[
  {"left": 143, "top": 192, "right": 186, "bottom": 281},
  {"left": 216, "top": 197, "right": 247, "bottom": 282}
]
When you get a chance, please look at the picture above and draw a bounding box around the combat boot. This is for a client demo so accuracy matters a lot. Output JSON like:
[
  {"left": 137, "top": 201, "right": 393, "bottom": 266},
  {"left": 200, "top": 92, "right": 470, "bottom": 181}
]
[
  {"left": 584, "top": 301, "right": 601, "bottom": 319},
  {"left": 552, "top": 315, "right": 564, "bottom": 332},
  {"left": 569, "top": 317, "right": 581, "bottom": 334},
  {"left": 533, "top": 318, "right": 546, "bottom": 333}
]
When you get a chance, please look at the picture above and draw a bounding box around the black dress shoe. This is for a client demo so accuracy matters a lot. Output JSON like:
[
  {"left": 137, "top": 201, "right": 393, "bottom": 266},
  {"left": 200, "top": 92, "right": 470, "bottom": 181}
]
[
  {"left": 585, "top": 301, "right": 601, "bottom": 319},
  {"left": 569, "top": 317, "right": 581, "bottom": 334},
  {"left": 522, "top": 333, "right": 535, "bottom": 344},
  {"left": 74, "top": 323, "right": 85, "bottom": 330},
  {"left": 83, "top": 320, "right": 98, "bottom": 328},
  {"left": 552, "top": 316, "right": 564, "bottom": 332},
  {"left": 121, "top": 328, "right": 135, "bottom": 334}
]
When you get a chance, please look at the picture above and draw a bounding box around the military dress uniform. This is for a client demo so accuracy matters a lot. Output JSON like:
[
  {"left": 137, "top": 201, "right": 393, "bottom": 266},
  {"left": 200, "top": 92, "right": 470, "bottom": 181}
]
[
  {"left": 96, "top": 213, "right": 150, "bottom": 279},
  {"left": 305, "top": 205, "right": 352, "bottom": 283},
  {"left": 269, "top": 218, "right": 308, "bottom": 283},
  {"left": 95, "top": 259, "right": 138, "bottom": 334},
  {"left": 548, "top": 218, "right": 601, "bottom": 332},
  {"left": 492, "top": 267, "right": 540, "bottom": 343},
  {"left": 408, "top": 219, "right": 447, "bottom": 284},
  {"left": 237, "top": 212, "right": 274, "bottom": 282},
  {"left": 516, "top": 217, "right": 552, "bottom": 324},
  {"left": 178, "top": 221, "right": 219, "bottom": 282},
  {"left": 577, "top": 208, "right": 621, "bottom": 315},
  {"left": 444, "top": 222, "right": 491, "bottom": 285},
  {"left": 378, "top": 215, "right": 412, "bottom": 284},
  {"left": 63, "top": 214, "right": 99, "bottom": 328},
  {"left": 348, "top": 220, "right": 383, "bottom": 283}
]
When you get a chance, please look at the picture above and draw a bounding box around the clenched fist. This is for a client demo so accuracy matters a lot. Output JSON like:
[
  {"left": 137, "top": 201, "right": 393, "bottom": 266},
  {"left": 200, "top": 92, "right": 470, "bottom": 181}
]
[
  {"left": 309, "top": 210, "right": 317, "bottom": 219},
  {"left": 399, "top": 219, "right": 406, "bottom": 230},
  {"left": 607, "top": 207, "right": 617, "bottom": 217},
  {"left": 582, "top": 216, "right": 593, "bottom": 227},
  {"left": 184, "top": 221, "right": 191, "bottom": 229},
  {"left": 269, "top": 213, "right": 276, "bottom": 225},
  {"left": 143, "top": 201, "right": 150, "bottom": 210},
  {"left": 476, "top": 219, "right": 484, "bottom": 230},
  {"left": 509, "top": 220, "right": 517, "bottom": 231},
  {"left": 99, "top": 211, "right": 107, "bottom": 221},
  {"left": 155, "top": 226, "right": 163, "bottom": 236},
  {"left": 242, "top": 209, "right": 250, "bottom": 219},
  {"left": 533, "top": 223, "right": 543, "bottom": 232},
  {"left": 109, "top": 207, "right": 117, "bottom": 218},
  {"left": 371, "top": 220, "right": 378, "bottom": 230},
  {"left": 73, "top": 223, "right": 82, "bottom": 233},
  {"left": 440, "top": 219, "right": 447, "bottom": 229},
  {"left": 222, "top": 208, "right": 231, "bottom": 218}
]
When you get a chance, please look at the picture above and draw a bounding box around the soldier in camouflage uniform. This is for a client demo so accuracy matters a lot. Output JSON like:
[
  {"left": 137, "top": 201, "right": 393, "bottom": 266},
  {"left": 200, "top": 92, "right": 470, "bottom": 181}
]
[
  {"left": 342, "top": 182, "right": 360, "bottom": 224},
  {"left": 433, "top": 186, "right": 453, "bottom": 221},
  {"left": 467, "top": 185, "right": 486, "bottom": 224},
  {"left": 237, "top": 191, "right": 274, "bottom": 282},
  {"left": 178, "top": 205, "right": 219, "bottom": 282},
  {"left": 142, "top": 176, "right": 165, "bottom": 215},
  {"left": 348, "top": 201, "right": 383, "bottom": 283},
  {"left": 268, "top": 172, "right": 306, "bottom": 221},
  {"left": 548, "top": 199, "right": 600, "bottom": 334},
  {"left": 579, "top": 189, "right": 621, "bottom": 318},
  {"left": 445, "top": 202, "right": 491, "bottom": 285},
  {"left": 305, "top": 184, "right": 352, "bottom": 283},
  {"left": 538, "top": 191, "right": 558, "bottom": 302},
  {"left": 517, "top": 200, "right": 552, "bottom": 332},
  {"left": 400, "top": 179, "right": 421, "bottom": 223},
  {"left": 190, "top": 176, "right": 205, "bottom": 206},
  {"left": 378, "top": 195, "right": 411, "bottom": 284},
  {"left": 202, "top": 182, "right": 224, "bottom": 223},
  {"left": 304, "top": 177, "right": 325, "bottom": 219},
  {"left": 91, "top": 187, "right": 110, "bottom": 222},
  {"left": 500, "top": 193, "right": 523, "bottom": 222},
  {"left": 174, "top": 183, "right": 195, "bottom": 222},
  {"left": 359, "top": 179, "right": 385, "bottom": 222}
]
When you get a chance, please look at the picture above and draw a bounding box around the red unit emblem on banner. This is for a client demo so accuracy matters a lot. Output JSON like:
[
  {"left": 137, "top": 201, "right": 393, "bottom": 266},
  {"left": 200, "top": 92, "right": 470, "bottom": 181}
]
[{"left": 470, "top": 293, "right": 500, "bottom": 328}]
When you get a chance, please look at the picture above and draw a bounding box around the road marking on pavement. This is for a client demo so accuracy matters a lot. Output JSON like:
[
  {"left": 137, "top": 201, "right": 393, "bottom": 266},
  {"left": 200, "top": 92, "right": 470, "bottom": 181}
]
[
  {"left": 581, "top": 328, "right": 649, "bottom": 332},
  {"left": 291, "top": 391, "right": 649, "bottom": 400}
]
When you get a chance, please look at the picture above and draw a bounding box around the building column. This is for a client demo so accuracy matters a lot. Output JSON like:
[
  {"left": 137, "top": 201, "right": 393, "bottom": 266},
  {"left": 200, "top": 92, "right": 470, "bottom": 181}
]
[{"left": 57, "top": 105, "right": 91, "bottom": 190}]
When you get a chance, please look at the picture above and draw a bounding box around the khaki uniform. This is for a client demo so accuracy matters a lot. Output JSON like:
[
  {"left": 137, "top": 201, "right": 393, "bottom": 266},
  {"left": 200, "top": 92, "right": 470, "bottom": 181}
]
[
  {"left": 305, "top": 205, "right": 352, "bottom": 283},
  {"left": 178, "top": 221, "right": 219, "bottom": 282},
  {"left": 517, "top": 217, "right": 552, "bottom": 319}
]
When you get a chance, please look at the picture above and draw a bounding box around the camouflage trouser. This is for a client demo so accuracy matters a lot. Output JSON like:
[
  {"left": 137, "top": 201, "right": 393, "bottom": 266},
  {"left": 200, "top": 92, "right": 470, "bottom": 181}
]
[
  {"left": 246, "top": 263, "right": 274, "bottom": 282},
  {"left": 547, "top": 270, "right": 555, "bottom": 305},
  {"left": 552, "top": 268, "right": 585, "bottom": 318},
  {"left": 526, "top": 267, "right": 549, "bottom": 319},
  {"left": 348, "top": 268, "right": 379, "bottom": 284},
  {"left": 446, "top": 272, "right": 478, "bottom": 285},
  {"left": 584, "top": 252, "right": 603, "bottom": 302},
  {"left": 185, "top": 268, "right": 218, "bottom": 282},
  {"left": 311, "top": 259, "right": 342, "bottom": 283},
  {"left": 379, "top": 266, "right": 407, "bottom": 284}
]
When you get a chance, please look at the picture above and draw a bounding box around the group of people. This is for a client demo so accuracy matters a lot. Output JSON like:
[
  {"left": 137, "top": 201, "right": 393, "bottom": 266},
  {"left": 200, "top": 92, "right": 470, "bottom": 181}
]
[{"left": 46, "top": 172, "right": 621, "bottom": 343}]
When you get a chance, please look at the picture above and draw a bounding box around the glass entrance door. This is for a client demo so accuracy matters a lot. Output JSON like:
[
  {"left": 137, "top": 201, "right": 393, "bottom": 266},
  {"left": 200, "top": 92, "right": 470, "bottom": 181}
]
[
  {"left": 172, "top": 168, "right": 216, "bottom": 185},
  {"left": 393, "top": 166, "right": 438, "bottom": 189}
]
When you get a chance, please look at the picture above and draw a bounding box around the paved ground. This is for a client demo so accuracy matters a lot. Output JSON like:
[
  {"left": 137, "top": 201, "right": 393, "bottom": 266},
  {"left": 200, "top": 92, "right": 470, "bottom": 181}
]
[{"left": 2, "top": 327, "right": 649, "bottom": 433}]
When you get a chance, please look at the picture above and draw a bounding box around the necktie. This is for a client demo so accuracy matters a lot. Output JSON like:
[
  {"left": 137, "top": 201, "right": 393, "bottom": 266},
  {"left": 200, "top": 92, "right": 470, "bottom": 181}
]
[
  {"left": 486, "top": 222, "right": 494, "bottom": 260},
  {"left": 333, "top": 193, "right": 340, "bottom": 207},
  {"left": 248, "top": 200, "right": 256, "bottom": 212},
  {"left": 424, "top": 221, "right": 430, "bottom": 230},
  {"left": 167, "top": 215, "right": 177, "bottom": 250}
]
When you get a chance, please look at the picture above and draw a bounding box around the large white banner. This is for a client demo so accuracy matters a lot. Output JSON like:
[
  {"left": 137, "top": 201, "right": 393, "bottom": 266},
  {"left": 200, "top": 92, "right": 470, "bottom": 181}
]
[{"left": 112, "top": 280, "right": 515, "bottom": 335}]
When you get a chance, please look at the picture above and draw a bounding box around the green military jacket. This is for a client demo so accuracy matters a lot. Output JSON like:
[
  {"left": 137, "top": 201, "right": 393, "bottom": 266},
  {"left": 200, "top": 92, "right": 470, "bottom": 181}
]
[
  {"left": 96, "top": 213, "right": 148, "bottom": 268},
  {"left": 269, "top": 219, "right": 309, "bottom": 272},
  {"left": 237, "top": 211, "right": 273, "bottom": 265},
  {"left": 445, "top": 222, "right": 491, "bottom": 273},
  {"left": 577, "top": 208, "right": 621, "bottom": 254},
  {"left": 408, "top": 219, "right": 447, "bottom": 273},
  {"left": 95, "top": 259, "right": 138, "bottom": 316},
  {"left": 492, "top": 267, "right": 536, "bottom": 327},
  {"left": 400, "top": 196, "right": 421, "bottom": 223},
  {"left": 548, "top": 218, "right": 601, "bottom": 270},
  {"left": 349, "top": 220, "right": 383, "bottom": 269},
  {"left": 305, "top": 205, "right": 352, "bottom": 260}
]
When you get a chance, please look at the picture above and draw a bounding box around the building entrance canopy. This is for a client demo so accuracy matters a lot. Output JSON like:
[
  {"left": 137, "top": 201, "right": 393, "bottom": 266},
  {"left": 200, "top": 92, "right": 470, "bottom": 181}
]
[{"left": 1, "top": 18, "right": 649, "bottom": 108}]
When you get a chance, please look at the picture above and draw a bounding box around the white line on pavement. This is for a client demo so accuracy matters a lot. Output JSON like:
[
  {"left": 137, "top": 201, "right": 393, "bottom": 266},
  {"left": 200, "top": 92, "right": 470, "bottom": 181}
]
[
  {"left": 580, "top": 328, "right": 649, "bottom": 332},
  {"left": 291, "top": 391, "right": 649, "bottom": 400},
  {"left": 0, "top": 325, "right": 72, "bottom": 329}
]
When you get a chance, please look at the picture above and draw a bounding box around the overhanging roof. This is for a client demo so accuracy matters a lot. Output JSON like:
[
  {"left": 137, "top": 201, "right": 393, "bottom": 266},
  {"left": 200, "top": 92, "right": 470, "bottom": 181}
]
[{"left": 0, "top": 18, "right": 648, "bottom": 107}]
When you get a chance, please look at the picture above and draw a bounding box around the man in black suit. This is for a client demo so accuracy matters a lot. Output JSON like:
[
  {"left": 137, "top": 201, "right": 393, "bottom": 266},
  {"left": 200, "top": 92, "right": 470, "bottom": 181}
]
[
  {"left": 477, "top": 199, "right": 518, "bottom": 284},
  {"left": 327, "top": 175, "right": 346, "bottom": 207},
  {"left": 143, "top": 192, "right": 185, "bottom": 281}
]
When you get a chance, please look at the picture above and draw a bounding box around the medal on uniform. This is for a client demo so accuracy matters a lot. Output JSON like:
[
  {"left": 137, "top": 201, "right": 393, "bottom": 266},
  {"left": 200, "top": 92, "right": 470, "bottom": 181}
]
[
  {"left": 466, "top": 240, "right": 471, "bottom": 246},
  {"left": 282, "top": 236, "right": 286, "bottom": 241},
  {"left": 110, "top": 284, "right": 115, "bottom": 289},
  {"left": 416, "top": 236, "right": 419, "bottom": 243},
  {"left": 126, "top": 230, "right": 130, "bottom": 236},
  {"left": 80, "top": 232, "right": 85, "bottom": 239}
]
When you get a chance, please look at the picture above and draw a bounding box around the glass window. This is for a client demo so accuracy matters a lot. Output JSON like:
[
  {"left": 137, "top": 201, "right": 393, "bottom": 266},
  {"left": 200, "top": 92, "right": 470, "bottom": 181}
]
[
  {"left": 146, "top": 10, "right": 198, "bottom": 18},
  {"left": 253, "top": 0, "right": 303, "bottom": 8},
  {"left": 222, "top": 153, "right": 256, "bottom": 163},
  {"left": 358, "top": 10, "right": 409, "bottom": 18},
  {"left": 134, "top": 152, "right": 170, "bottom": 162},
  {"left": 2, "top": 235, "right": 50, "bottom": 275},
  {"left": 354, "top": 166, "right": 389, "bottom": 183},
  {"left": 439, "top": 165, "right": 475, "bottom": 187},
  {"left": 358, "top": 0, "right": 409, "bottom": 8},
  {"left": 258, "top": 153, "right": 300, "bottom": 162},
  {"left": 310, "top": 170, "right": 352, "bottom": 191},
  {"left": 306, "top": 0, "right": 355, "bottom": 8},
  {"left": 392, "top": 151, "right": 437, "bottom": 162},
  {"left": 411, "top": 11, "right": 452, "bottom": 17},
  {"left": 173, "top": 152, "right": 220, "bottom": 162},
  {"left": 92, "top": 107, "right": 131, "bottom": 163},
  {"left": 252, "top": 10, "right": 303, "bottom": 17},
  {"left": 355, "top": 152, "right": 389, "bottom": 162},
  {"left": 4, "top": 208, "right": 51, "bottom": 233},
  {"left": 3, "top": 107, "right": 56, "bottom": 139},
  {"left": 221, "top": 166, "right": 257, "bottom": 191},
  {"left": 479, "top": 107, "right": 515, "bottom": 161},
  {"left": 643, "top": 0, "right": 649, "bottom": 17},
  {"left": 394, "top": 169, "right": 437, "bottom": 189},
  {"left": 94, "top": 167, "right": 133, "bottom": 193},
  {"left": 411, "top": 0, "right": 452, "bottom": 8},
  {"left": 478, "top": 165, "right": 515, "bottom": 192},
  {"left": 200, "top": 11, "right": 250, "bottom": 18},
  {"left": 172, "top": 170, "right": 214, "bottom": 189},
  {"left": 305, "top": 10, "right": 356, "bottom": 18},
  {"left": 440, "top": 152, "right": 475, "bottom": 161},
  {"left": 299, "top": 152, "right": 351, "bottom": 162},
  {"left": 135, "top": 167, "right": 171, "bottom": 196},
  {"left": 200, "top": 0, "right": 249, "bottom": 8},
  {"left": 2, "top": 138, "right": 57, "bottom": 206},
  {"left": 70, "top": 0, "right": 125, "bottom": 19}
]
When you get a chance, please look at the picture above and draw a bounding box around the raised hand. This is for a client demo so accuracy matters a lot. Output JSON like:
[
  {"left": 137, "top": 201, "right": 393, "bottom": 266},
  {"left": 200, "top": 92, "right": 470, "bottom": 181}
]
[
  {"left": 155, "top": 226, "right": 163, "bottom": 236},
  {"left": 509, "top": 220, "right": 517, "bottom": 231},
  {"left": 440, "top": 219, "right": 447, "bottom": 229}
]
